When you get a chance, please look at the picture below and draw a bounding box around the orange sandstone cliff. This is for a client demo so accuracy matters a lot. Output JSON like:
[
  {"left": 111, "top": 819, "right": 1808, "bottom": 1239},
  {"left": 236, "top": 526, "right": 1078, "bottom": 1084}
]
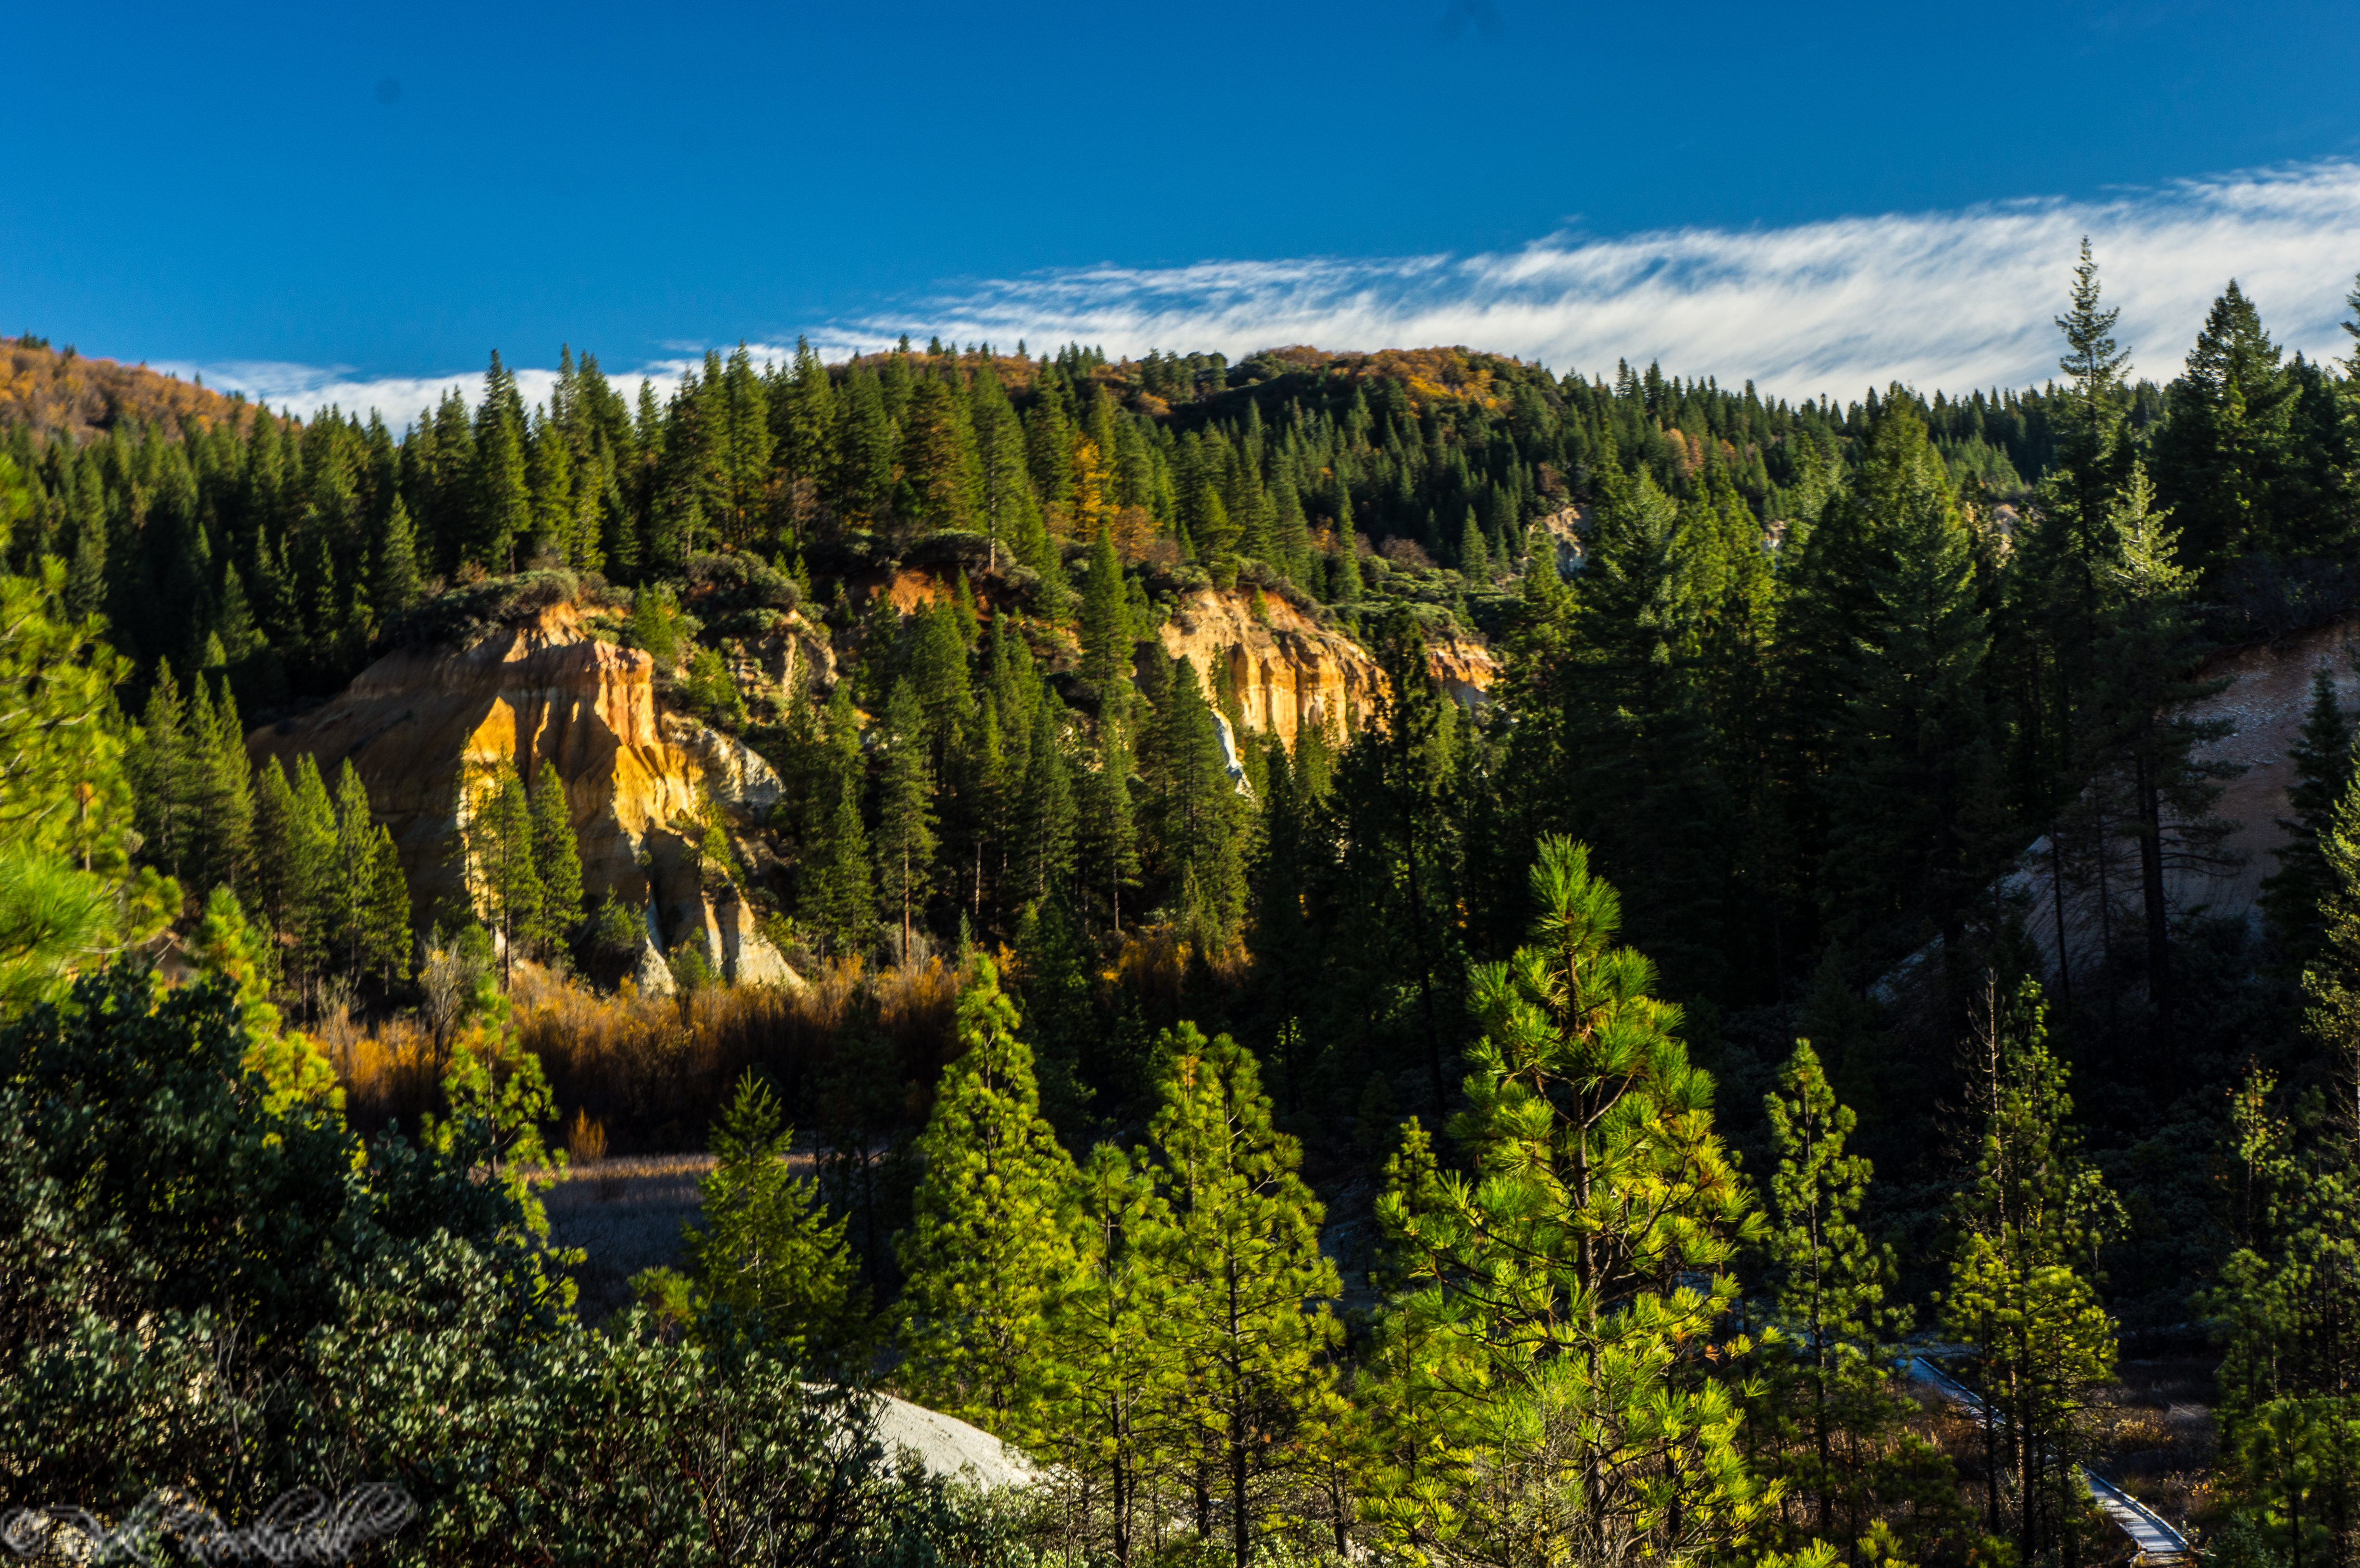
[
  {"left": 1155, "top": 586, "right": 1498, "bottom": 746},
  {"left": 247, "top": 601, "right": 800, "bottom": 990}
]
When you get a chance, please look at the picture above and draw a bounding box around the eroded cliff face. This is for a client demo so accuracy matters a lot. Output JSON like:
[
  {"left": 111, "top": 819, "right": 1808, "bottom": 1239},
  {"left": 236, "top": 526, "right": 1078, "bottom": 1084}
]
[
  {"left": 2008, "top": 616, "right": 2360, "bottom": 973},
  {"left": 247, "top": 601, "right": 799, "bottom": 987},
  {"left": 1155, "top": 586, "right": 1498, "bottom": 746}
]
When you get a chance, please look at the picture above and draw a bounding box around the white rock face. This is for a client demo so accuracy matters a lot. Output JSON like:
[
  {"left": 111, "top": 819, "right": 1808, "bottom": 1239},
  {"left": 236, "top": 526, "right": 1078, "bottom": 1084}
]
[
  {"left": 629, "top": 939, "right": 676, "bottom": 997},
  {"left": 679, "top": 721, "right": 784, "bottom": 815},
  {"left": 717, "top": 892, "right": 803, "bottom": 990},
  {"left": 866, "top": 1393, "right": 1038, "bottom": 1492}
]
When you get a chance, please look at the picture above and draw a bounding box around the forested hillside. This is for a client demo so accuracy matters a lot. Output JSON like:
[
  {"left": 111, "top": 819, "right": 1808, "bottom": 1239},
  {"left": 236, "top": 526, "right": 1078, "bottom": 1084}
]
[{"left": 7, "top": 252, "right": 2360, "bottom": 1567}]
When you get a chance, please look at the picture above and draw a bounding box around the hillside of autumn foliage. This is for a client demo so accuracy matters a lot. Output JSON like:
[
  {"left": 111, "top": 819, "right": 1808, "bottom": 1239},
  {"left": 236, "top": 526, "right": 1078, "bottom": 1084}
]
[{"left": 0, "top": 334, "right": 268, "bottom": 443}]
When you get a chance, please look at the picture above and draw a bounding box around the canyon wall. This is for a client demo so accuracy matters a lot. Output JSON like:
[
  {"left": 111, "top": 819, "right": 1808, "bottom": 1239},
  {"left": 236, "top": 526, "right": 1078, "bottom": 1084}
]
[
  {"left": 1155, "top": 587, "right": 1498, "bottom": 747},
  {"left": 2010, "top": 617, "right": 2360, "bottom": 972},
  {"left": 246, "top": 602, "right": 799, "bottom": 988}
]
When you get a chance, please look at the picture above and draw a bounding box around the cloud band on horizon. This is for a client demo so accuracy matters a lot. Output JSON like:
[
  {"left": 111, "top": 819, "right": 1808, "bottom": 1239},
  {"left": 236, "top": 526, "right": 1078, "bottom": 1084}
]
[
  {"left": 172, "top": 159, "right": 2360, "bottom": 420},
  {"left": 886, "top": 159, "right": 2360, "bottom": 402}
]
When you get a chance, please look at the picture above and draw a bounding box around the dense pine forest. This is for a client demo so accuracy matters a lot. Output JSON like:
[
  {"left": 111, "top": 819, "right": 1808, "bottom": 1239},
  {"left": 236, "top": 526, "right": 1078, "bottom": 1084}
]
[{"left": 8, "top": 249, "right": 2360, "bottom": 1568}]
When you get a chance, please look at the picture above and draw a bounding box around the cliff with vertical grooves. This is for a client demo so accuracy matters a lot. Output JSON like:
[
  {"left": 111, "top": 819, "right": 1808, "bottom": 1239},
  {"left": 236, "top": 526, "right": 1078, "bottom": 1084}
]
[
  {"left": 246, "top": 600, "right": 802, "bottom": 988},
  {"left": 1155, "top": 586, "right": 1498, "bottom": 746}
]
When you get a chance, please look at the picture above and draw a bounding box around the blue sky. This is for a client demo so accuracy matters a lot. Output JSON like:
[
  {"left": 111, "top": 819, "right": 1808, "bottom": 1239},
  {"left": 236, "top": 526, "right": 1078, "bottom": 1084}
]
[{"left": 10, "top": 0, "right": 2360, "bottom": 415}]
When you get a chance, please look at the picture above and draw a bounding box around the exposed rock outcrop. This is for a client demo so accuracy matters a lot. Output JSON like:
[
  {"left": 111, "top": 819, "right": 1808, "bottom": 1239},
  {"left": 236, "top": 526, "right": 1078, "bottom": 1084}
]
[
  {"left": 628, "top": 939, "right": 676, "bottom": 997},
  {"left": 1531, "top": 504, "right": 1587, "bottom": 577},
  {"left": 725, "top": 619, "right": 837, "bottom": 713},
  {"left": 1155, "top": 586, "right": 1499, "bottom": 747},
  {"left": 247, "top": 600, "right": 803, "bottom": 980},
  {"left": 2011, "top": 617, "right": 2360, "bottom": 970},
  {"left": 868, "top": 1392, "right": 1038, "bottom": 1491}
]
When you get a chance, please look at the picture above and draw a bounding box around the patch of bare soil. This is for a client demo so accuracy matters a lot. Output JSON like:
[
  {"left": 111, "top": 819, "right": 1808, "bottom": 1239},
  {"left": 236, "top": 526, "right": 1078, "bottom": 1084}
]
[{"left": 541, "top": 1153, "right": 716, "bottom": 1321}]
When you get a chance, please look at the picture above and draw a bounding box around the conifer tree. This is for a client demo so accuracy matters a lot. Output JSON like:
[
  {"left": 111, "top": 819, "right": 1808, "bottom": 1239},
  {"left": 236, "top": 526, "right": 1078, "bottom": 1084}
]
[
  {"left": 1457, "top": 508, "right": 1488, "bottom": 580},
  {"left": 897, "top": 955, "right": 1082, "bottom": 1443},
  {"left": 804, "top": 778, "right": 876, "bottom": 961},
  {"left": 1146, "top": 1021, "right": 1343, "bottom": 1568},
  {"left": 0, "top": 559, "right": 171, "bottom": 1012},
  {"left": 1054, "top": 1141, "right": 1179, "bottom": 1568},
  {"left": 1011, "top": 896, "right": 1095, "bottom": 1141},
  {"left": 960, "top": 695, "right": 1011, "bottom": 923},
  {"left": 897, "top": 376, "right": 979, "bottom": 533},
  {"left": 905, "top": 600, "right": 975, "bottom": 767},
  {"left": 192, "top": 676, "right": 254, "bottom": 896},
  {"left": 359, "top": 822, "right": 411, "bottom": 990},
  {"left": 470, "top": 759, "right": 543, "bottom": 984},
  {"left": 796, "top": 682, "right": 876, "bottom": 958},
  {"left": 1078, "top": 714, "right": 1142, "bottom": 936},
  {"left": 660, "top": 1068, "right": 866, "bottom": 1362},
  {"left": 1754, "top": 1041, "right": 1963, "bottom": 1559},
  {"left": 2262, "top": 665, "right": 2353, "bottom": 968},
  {"left": 471, "top": 353, "right": 532, "bottom": 572},
  {"left": 780, "top": 336, "right": 841, "bottom": 502},
  {"left": 1026, "top": 375, "right": 1077, "bottom": 518},
  {"left": 1942, "top": 978, "right": 2118, "bottom": 1562},
  {"left": 191, "top": 884, "right": 340, "bottom": 1117},
  {"left": 1329, "top": 489, "right": 1362, "bottom": 603},
  {"left": 525, "top": 408, "right": 574, "bottom": 565},
  {"left": 1531, "top": 458, "right": 1729, "bottom": 994},
  {"left": 629, "top": 582, "right": 681, "bottom": 670},
  {"left": 285, "top": 754, "right": 341, "bottom": 997},
  {"left": 2085, "top": 464, "right": 2239, "bottom": 1050},
  {"left": 133, "top": 659, "right": 196, "bottom": 881},
  {"left": 368, "top": 494, "right": 423, "bottom": 620},
  {"left": 62, "top": 501, "right": 106, "bottom": 622},
  {"left": 714, "top": 343, "right": 774, "bottom": 547},
  {"left": 1822, "top": 398, "right": 1993, "bottom": 970},
  {"left": 599, "top": 468, "right": 640, "bottom": 580},
  {"left": 873, "top": 678, "right": 937, "bottom": 959},
  {"left": 1272, "top": 475, "right": 1310, "bottom": 585},
  {"left": 1364, "top": 606, "right": 1458, "bottom": 1117},
  {"left": 529, "top": 759, "right": 584, "bottom": 951},
  {"left": 2152, "top": 280, "right": 2298, "bottom": 566},
  {"left": 329, "top": 760, "right": 388, "bottom": 980},
  {"left": 1016, "top": 694, "right": 1076, "bottom": 906},
  {"left": 950, "top": 568, "right": 981, "bottom": 649},
  {"left": 2012, "top": 240, "right": 2134, "bottom": 824},
  {"left": 2203, "top": 1076, "right": 2360, "bottom": 1568},
  {"left": 2302, "top": 757, "right": 2360, "bottom": 1139},
  {"left": 2046, "top": 239, "right": 2133, "bottom": 624},
  {"left": 1145, "top": 656, "right": 1245, "bottom": 943},
  {"left": 1080, "top": 523, "right": 1131, "bottom": 722},
  {"left": 1368, "top": 836, "right": 1767, "bottom": 1568},
  {"left": 838, "top": 365, "right": 895, "bottom": 525},
  {"left": 250, "top": 756, "right": 300, "bottom": 940}
]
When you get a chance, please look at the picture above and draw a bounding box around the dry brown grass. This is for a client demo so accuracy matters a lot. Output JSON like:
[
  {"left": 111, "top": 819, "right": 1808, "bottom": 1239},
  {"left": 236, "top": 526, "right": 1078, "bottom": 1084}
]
[
  {"left": 333, "top": 955, "right": 973, "bottom": 1151},
  {"left": 1114, "top": 925, "right": 1252, "bottom": 1007},
  {"left": 329, "top": 1012, "right": 440, "bottom": 1130},
  {"left": 2087, "top": 1357, "right": 2219, "bottom": 1529},
  {"left": 1909, "top": 1355, "right": 2222, "bottom": 1546}
]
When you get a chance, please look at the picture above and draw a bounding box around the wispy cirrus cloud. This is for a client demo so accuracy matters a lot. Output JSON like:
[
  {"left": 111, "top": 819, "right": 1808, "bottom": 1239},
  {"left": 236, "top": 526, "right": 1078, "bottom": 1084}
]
[
  {"left": 151, "top": 347, "right": 805, "bottom": 429},
  {"left": 873, "top": 159, "right": 2360, "bottom": 400},
  {"left": 172, "top": 159, "right": 2360, "bottom": 419}
]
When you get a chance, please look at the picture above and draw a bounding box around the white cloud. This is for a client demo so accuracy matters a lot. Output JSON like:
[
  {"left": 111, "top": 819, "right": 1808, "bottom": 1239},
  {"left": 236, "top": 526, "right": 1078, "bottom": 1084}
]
[
  {"left": 152, "top": 347, "right": 806, "bottom": 429},
  {"left": 875, "top": 159, "right": 2360, "bottom": 401},
  {"left": 169, "top": 160, "right": 2360, "bottom": 418}
]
